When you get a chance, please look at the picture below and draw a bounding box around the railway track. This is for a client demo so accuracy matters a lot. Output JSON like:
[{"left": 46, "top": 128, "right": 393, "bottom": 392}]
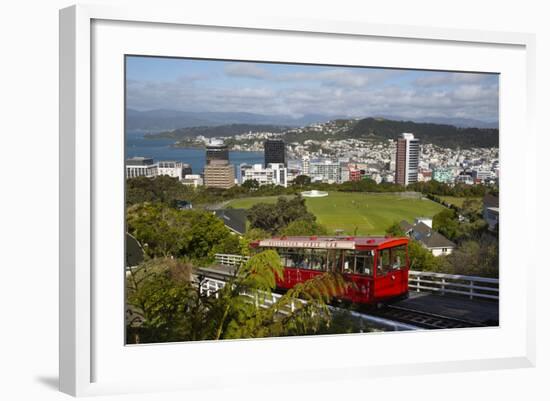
[{"left": 371, "top": 305, "right": 483, "bottom": 330}]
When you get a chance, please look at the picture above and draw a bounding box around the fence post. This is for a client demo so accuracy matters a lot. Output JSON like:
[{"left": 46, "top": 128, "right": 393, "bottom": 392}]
[
  {"left": 469, "top": 281, "right": 474, "bottom": 300},
  {"left": 441, "top": 278, "right": 446, "bottom": 296}
]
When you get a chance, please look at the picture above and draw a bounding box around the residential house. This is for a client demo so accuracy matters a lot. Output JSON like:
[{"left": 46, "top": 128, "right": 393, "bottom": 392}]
[{"left": 400, "top": 219, "right": 456, "bottom": 256}]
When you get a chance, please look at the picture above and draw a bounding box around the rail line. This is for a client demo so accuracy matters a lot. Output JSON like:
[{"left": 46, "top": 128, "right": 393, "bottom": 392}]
[{"left": 370, "top": 305, "right": 483, "bottom": 330}]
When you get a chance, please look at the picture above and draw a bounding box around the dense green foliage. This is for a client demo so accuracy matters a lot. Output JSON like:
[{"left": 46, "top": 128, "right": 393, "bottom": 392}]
[
  {"left": 280, "top": 219, "right": 329, "bottom": 236},
  {"left": 247, "top": 195, "right": 316, "bottom": 234},
  {"left": 126, "top": 203, "right": 240, "bottom": 261},
  {"left": 126, "top": 175, "right": 193, "bottom": 206},
  {"left": 126, "top": 251, "right": 350, "bottom": 343},
  {"left": 407, "top": 180, "right": 490, "bottom": 197}
]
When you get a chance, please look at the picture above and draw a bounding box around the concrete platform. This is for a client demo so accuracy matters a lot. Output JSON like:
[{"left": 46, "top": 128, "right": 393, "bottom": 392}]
[{"left": 392, "top": 291, "right": 499, "bottom": 325}]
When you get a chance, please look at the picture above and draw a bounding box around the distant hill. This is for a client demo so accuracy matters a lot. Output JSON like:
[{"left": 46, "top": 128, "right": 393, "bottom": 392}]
[
  {"left": 145, "top": 124, "right": 290, "bottom": 140},
  {"left": 374, "top": 115, "right": 498, "bottom": 129},
  {"left": 126, "top": 109, "right": 344, "bottom": 131},
  {"left": 349, "top": 118, "right": 498, "bottom": 148},
  {"left": 144, "top": 117, "right": 498, "bottom": 148}
]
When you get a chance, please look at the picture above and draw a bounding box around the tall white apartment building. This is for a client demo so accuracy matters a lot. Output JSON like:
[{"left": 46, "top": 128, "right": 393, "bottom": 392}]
[
  {"left": 301, "top": 156, "right": 310, "bottom": 176},
  {"left": 309, "top": 160, "right": 341, "bottom": 184},
  {"left": 241, "top": 163, "right": 288, "bottom": 187},
  {"left": 395, "top": 133, "right": 420, "bottom": 186}
]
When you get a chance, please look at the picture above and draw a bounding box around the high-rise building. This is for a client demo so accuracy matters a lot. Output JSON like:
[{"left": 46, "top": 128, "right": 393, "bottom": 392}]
[
  {"left": 206, "top": 139, "right": 229, "bottom": 165},
  {"left": 395, "top": 133, "right": 420, "bottom": 186},
  {"left": 264, "top": 139, "right": 286, "bottom": 167},
  {"left": 204, "top": 139, "right": 235, "bottom": 189},
  {"left": 204, "top": 160, "right": 235, "bottom": 189}
]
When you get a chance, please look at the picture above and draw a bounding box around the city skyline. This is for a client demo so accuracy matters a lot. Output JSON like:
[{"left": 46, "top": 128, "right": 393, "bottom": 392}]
[{"left": 126, "top": 56, "right": 499, "bottom": 123}]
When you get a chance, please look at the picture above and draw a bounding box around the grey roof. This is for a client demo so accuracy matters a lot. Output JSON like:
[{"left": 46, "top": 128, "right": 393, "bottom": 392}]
[
  {"left": 214, "top": 209, "right": 247, "bottom": 235},
  {"left": 417, "top": 230, "right": 456, "bottom": 249},
  {"left": 399, "top": 220, "right": 413, "bottom": 233},
  {"left": 401, "top": 220, "right": 456, "bottom": 250}
]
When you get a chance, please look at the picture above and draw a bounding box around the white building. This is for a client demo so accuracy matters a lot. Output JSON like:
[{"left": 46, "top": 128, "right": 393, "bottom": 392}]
[
  {"left": 181, "top": 174, "right": 203, "bottom": 188},
  {"left": 309, "top": 160, "right": 341, "bottom": 183},
  {"left": 241, "top": 163, "right": 288, "bottom": 187},
  {"left": 157, "top": 161, "right": 191, "bottom": 180},
  {"left": 301, "top": 156, "right": 310, "bottom": 176},
  {"left": 125, "top": 157, "right": 158, "bottom": 178}
]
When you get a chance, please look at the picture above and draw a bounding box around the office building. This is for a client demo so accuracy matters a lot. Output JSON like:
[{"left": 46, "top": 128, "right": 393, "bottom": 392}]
[
  {"left": 264, "top": 139, "right": 286, "bottom": 167},
  {"left": 241, "top": 163, "right": 288, "bottom": 187},
  {"left": 206, "top": 139, "right": 229, "bottom": 165},
  {"left": 395, "top": 133, "right": 420, "bottom": 186},
  {"left": 204, "top": 159, "right": 235, "bottom": 189},
  {"left": 309, "top": 160, "right": 341, "bottom": 183},
  {"left": 125, "top": 157, "right": 158, "bottom": 178},
  {"left": 157, "top": 161, "right": 192, "bottom": 180}
]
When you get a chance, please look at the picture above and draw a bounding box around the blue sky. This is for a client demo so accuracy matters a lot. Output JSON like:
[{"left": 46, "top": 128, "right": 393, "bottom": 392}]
[{"left": 126, "top": 56, "right": 499, "bottom": 122}]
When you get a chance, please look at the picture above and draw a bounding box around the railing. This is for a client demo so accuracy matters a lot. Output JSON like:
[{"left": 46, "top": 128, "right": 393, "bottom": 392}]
[
  {"left": 213, "top": 254, "right": 499, "bottom": 301},
  {"left": 199, "top": 276, "right": 305, "bottom": 313},
  {"left": 199, "top": 276, "right": 418, "bottom": 331},
  {"left": 214, "top": 253, "right": 249, "bottom": 267},
  {"left": 408, "top": 270, "right": 499, "bottom": 300}
]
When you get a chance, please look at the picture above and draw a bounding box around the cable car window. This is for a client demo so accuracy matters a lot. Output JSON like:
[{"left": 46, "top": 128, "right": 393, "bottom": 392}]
[
  {"left": 377, "top": 248, "right": 392, "bottom": 276},
  {"left": 355, "top": 251, "right": 374, "bottom": 276},
  {"left": 327, "top": 250, "right": 343, "bottom": 272},
  {"left": 391, "top": 245, "right": 407, "bottom": 270},
  {"left": 284, "top": 248, "right": 304, "bottom": 268},
  {"left": 310, "top": 249, "right": 327, "bottom": 271},
  {"left": 343, "top": 250, "right": 355, "bottom": 273}
]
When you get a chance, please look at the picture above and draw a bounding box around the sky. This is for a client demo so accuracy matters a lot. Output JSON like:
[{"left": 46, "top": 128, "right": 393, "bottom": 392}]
[{"left": 126, "top": 56, "right": 499, "bottom": 123}]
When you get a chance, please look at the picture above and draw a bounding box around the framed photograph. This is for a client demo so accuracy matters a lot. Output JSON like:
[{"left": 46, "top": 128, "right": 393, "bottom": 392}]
[{"left": 59, "top": 4, "right": 536, "bottom": 397}]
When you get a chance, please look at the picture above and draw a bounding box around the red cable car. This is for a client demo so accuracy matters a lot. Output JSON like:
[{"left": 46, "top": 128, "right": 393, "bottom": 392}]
[{"left": 250, "top": 236, "right": 410, "bottom": 304}]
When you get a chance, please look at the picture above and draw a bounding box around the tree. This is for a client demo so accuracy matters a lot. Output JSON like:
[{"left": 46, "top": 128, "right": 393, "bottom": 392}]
[
  {"left": 239, "top": 228, "right": 271, "bottom": 256},
  {"left": 242, "top": 179, "right": 260, "bottom": 191},
  {"left": 441, "top": 234, "right": 498, "bottom": 278},
  {"left": 126, "top": 175, "right": 192, "bottom": 206},
  {"left": 126, "top": 250, "right": 348, "bottom": 343},
  {"left": 293, "top": 175, "right": 311, "bottom": 187},
  {"left": 126, "top": 258, "right": 195, "bottom": 343},
  {"left": 247, "top": 195, "right": 316, "bottom": 234},
  {"left": 126, "top": 203, "right": 237, "bottom": 261},
  {"left": 280, "top": 219, "right": 329, "bottom": 236},
  {"left": 432, "top": 208, "right": 461, "bottom": 241}
]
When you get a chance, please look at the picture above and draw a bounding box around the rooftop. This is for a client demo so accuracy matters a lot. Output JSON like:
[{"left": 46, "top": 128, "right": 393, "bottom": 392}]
[{"left": 257, "top": 236, "right": 409, "bottom": 249}]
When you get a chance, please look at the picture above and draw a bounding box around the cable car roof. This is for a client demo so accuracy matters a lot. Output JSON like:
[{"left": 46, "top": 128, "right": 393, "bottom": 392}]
[{"left": 255, "top": 236, "right": 408, "bottom": 250}]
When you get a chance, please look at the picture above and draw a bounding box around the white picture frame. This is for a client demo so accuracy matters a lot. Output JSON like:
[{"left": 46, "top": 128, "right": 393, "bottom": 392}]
[{"left": 59, "top": 4, "right": 536, "bottom": 397}]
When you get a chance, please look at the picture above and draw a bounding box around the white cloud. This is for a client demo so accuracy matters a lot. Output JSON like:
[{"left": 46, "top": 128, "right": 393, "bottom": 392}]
[{"left": 224, "top": 63, "right": 272, "bottom": 79}]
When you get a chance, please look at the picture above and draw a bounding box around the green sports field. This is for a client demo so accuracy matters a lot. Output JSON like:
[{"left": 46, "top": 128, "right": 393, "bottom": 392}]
[{"left": 227, "top": 192, "right": 446, "bottom": 235}]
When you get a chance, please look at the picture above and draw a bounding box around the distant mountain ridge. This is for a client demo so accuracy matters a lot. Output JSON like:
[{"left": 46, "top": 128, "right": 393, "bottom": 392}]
[
  {"left": 348, "top": 118, "right": 498, "bottom": 148},
  {"left": 126, "top": 108, "right": 497, "bottom": 132},
  {"left": 126, "top": 109, "right": 344, "bottom": 132}
]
